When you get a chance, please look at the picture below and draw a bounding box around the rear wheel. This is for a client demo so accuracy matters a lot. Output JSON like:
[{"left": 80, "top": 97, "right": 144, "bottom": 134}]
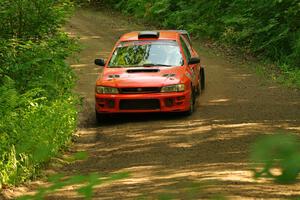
[
  {"left": 200, "top": 67, "right": 205, "bottom": 90},
  {"left": 196, "top": 73, "right": 202, "bottom": 96}
]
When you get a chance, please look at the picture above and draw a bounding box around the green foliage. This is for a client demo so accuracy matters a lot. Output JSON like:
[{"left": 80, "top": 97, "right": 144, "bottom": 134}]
[
  {"left": 278, "top": 64, "right": 300, "bottom": 88},
  {"left": 0, "top": 0, "right": 74, "bottom": 39},
  {"left": 0, "top": 0, "right": 79, "bottom": 187},
  {"left": 0, "top": 37, "right": 79, "bottom": 185},
  {"left": 17, "top": 170, "right": 129, "bottom": 200},
  {"left": 250, "top": 134, "right": 300, "bottom": 184},
  {"left": 0, "top": 35, "right": 79, "bottom": 98},
  {"left": 0, "top": 96, "right": 78, "bottom": 185},
  {"left": 18, "top": 170, "right": 229, "bottom": 200}
]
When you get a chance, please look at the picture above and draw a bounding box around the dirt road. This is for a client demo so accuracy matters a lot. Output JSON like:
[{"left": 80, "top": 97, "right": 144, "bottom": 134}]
[{"left": 4, "top": 9, "right": 300, "bottom": 199}]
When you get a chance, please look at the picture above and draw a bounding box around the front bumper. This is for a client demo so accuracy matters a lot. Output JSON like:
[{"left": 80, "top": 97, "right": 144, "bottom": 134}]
[{"left": 95, "top": 91, "right": 191, "bottom": 113}]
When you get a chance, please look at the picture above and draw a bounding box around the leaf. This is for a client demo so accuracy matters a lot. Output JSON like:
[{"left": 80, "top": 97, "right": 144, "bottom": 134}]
[
  {"left": 158, "top": 193, "right": 174, "bottom": 200},
  {"left": 108, "top": 172, "right": 130, "bottom": 181},
  {"left": 250, "top": 133, "right": 300, "bottom": 184},
  {"left": 77, "top": 185, "right": 93, "bottom": 199},
  {"left": 72, "top": 151, "right": 88, "bottom": 161},
  {"left": 48, "top": 173, "right": 65, "bottom": 183}
]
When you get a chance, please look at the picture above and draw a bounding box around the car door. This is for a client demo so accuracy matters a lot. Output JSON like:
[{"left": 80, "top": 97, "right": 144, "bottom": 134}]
[{"left": 180, "top": 36, "right": 199, "bottom": 87}]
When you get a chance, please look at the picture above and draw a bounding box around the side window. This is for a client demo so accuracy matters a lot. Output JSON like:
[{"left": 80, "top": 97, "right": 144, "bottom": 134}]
[
  {"left": 182, "top": 35, "right": 193, "bottom": 53},
  {"left": 180, "top": 36, "right": 191, "bottom": 62},
  {"left": 182, "top": 34, "right": 192, "bottom": 48}
]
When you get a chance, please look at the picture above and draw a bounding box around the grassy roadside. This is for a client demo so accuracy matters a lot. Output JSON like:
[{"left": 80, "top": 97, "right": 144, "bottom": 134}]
[{"left": 0, "top": 1, "right": 80, "bottom": 187}]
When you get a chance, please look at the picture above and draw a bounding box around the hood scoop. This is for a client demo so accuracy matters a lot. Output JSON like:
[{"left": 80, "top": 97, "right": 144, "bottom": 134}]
[{"left": 127, "top": 69, "right": 160, "bottom": 73}]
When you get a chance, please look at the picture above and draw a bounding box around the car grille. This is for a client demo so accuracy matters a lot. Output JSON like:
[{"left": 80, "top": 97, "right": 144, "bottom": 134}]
[
  {"left": 119, "top": 87, "right": 161, "bottom": 94},
  {"left": 119, "top": 99, "right": 160, "bottom": 110}
]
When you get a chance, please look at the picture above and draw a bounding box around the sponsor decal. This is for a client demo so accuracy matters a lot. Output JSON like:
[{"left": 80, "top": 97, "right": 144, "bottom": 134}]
[
  {"left": 185, "top": 72, "right": 192, "bottom": 80},
  {"left": 186, "top": 68, "right": 196, "bottom": 81}
]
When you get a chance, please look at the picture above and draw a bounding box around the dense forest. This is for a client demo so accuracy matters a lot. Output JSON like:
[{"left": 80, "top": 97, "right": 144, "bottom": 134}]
[
  {"left": 88, "top": 0, "right": 300, "bottom": 86},
  {"left": 0, "top": 0, "right": 79, "bottom": 186}
]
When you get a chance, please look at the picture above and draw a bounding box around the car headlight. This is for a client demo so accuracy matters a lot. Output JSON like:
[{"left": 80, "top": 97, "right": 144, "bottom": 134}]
[
  {"left": 161, "top": 84, "right": 185, "bottom": 93},
  {"left": 96, "top": 86, "right": 119, "bottom": 94}
]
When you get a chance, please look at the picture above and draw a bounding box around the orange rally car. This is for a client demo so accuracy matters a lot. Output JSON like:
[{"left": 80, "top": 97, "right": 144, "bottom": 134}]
[{"left": 94, "top": 30, "right": 205, "bottom": 122}]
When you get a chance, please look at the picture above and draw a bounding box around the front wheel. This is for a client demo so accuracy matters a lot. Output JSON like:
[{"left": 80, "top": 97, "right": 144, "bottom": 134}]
[
  {"left": 184, "top": 88, "right": 195, "bottom": 116},
  {"left": 96, "top": 111, "right": 105, "bottom": 123}
]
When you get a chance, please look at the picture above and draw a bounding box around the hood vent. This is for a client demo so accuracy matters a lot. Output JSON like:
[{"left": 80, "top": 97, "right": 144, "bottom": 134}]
[
  {"left": 127, "top": 69, "right": 160, "bottom": 73},
  {"left": 108, "top": 74, "right": 120, "bottom": 78},
  {"left": 162, "top": 73, "right": 176, "bottom": 77}
]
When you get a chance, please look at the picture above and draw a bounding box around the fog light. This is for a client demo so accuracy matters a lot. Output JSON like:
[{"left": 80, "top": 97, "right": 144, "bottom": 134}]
[
  {"left": 98, "top": 103, "right": 105, "bottom": 108},
  {"left": 165, "top": 98, "right": 174, "bottom": 107},
  {"left": 177, "top": 96, "right": 185, "bottom": 101},
  {"left": 107, "top": 99, "right": 115, "bottom": 108}
]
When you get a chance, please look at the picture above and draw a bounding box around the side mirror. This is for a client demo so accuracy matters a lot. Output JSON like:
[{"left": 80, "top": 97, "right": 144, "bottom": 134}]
[
  {"left": 188, "top": 57, "right": 200, "bottom": 65},
  {"left": 94, "top": 58, "right": 105, "bottom": 66}
]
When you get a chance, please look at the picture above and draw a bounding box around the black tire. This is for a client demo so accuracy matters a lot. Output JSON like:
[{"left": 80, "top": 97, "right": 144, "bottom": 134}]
[
  {"left": 196, "top": 73, "right": 202, "bottom": 96},
  {"left": 200, "top": 67, "right": 205, "bottom": 90},
  {"left": 95, "top": 111, "right": 105, "bottom": 123},
  {"left": 184, "top": 87, "right": 195, "bottom": 116}
]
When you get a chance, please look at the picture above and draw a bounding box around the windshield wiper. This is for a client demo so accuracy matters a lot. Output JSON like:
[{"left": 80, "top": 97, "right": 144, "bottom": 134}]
[{"left": 143, "top": 63, "right": 172, "bottom": 67}]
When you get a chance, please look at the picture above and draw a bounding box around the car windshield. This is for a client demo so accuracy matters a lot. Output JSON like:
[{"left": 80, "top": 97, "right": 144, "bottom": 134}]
[{"left": 108, "top": 40, "right": 183, "bottom": 68}]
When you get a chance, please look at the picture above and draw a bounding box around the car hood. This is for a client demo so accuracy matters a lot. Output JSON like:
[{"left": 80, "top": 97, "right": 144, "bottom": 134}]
[{"left": 96, "top": 66, "right": 185, "bottom": 88}]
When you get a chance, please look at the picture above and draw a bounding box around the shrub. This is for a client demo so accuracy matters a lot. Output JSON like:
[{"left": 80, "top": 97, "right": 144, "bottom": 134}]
[
  {"left": 0, "top": 0, "right": 74, "bottom": 39},
  {"left": 0, "top": 0, "right": 80, "bottom": 186}
]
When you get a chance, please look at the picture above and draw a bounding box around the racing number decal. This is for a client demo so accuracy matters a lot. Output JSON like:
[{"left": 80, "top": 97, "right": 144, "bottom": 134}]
[{"left": 186, "top": 67, "right": 196, "bottom": 81}]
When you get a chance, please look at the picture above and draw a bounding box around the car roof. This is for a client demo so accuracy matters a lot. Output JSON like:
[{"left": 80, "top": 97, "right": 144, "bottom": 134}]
[{"left": 119, "top": 30, "right": 188, "bottom": 42}]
